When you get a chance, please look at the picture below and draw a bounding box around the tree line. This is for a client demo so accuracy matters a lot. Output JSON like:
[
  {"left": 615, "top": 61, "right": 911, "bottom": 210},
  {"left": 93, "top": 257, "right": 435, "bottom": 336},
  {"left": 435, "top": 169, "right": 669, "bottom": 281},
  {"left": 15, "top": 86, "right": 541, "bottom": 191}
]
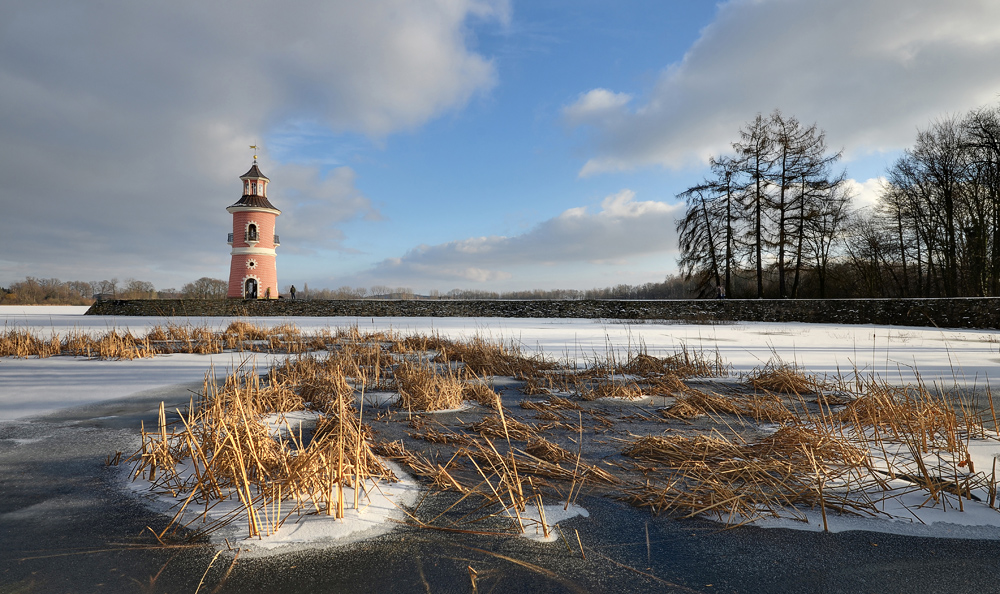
[
  {"left": 0, "top": 276, "right": 228, "bottom": 304},
  {"left": 285, "top": 277, "right": 698, "bottom": 300},
  {"left": 846, "top": 106, "right": 1000, "bottom": 297},
  {"left": 676, "top": 103, "right": 1000, "bottom": 299}
]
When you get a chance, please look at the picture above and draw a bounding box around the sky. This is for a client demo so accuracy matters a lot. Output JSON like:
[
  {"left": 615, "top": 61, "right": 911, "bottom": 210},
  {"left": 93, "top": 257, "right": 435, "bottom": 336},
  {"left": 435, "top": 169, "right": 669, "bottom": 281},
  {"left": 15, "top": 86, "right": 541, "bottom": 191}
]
[{"left": 2, "top": 0, "right": 1000, "bottom": 294}]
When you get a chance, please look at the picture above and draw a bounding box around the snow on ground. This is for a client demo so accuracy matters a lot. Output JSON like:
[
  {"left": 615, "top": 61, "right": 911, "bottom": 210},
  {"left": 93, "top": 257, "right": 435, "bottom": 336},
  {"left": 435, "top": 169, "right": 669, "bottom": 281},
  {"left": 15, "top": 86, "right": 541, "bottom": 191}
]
[
  {"left": 5, "top": 305, "right": 1000, "bottom": 391},
  {"left": 6, "top": 306, "right": 1000, "bottom": 544},
  {"left": 513, "top": 502, "right": 590, "bottom": 542},
  {"left": 0, "top": 351, "right": 285, "bottom": 420},
  {"left": 125, "top": 460, "right": 420, "bottom": 557},
  {"left": 745, "top": 425, "right": 1000, "bottom": 540}
]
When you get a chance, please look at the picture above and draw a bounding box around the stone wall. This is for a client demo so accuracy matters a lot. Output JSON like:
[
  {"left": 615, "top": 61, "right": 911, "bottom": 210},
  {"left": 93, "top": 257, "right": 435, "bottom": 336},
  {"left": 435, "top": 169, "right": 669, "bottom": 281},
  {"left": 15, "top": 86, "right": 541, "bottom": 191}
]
[{"left": 84, "top": 297, "right": 1000, "bottom": 329}]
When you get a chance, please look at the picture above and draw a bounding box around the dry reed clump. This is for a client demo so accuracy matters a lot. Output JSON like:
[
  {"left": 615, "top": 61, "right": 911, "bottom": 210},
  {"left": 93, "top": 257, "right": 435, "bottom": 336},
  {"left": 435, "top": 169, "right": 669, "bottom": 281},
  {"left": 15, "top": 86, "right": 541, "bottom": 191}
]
[
  {"left": 622, "top": 426, "right": 873, "bottom": 524},
  {"left": 141, "top": 324, "right": 223, "bottom": 355},
  {"left": 462, "top": 381, "right": 501, "bottom": 409},
  {"left": 393, "top": 333, "right": 457, "bottom": 354},
  {"left": 269, "top": 354, "right": 356, "bottom": 413},
  {"left": 622, "top": 434, "right": 740, "bottom": 465},
  {"left": 470, "top": 414, "right": 536, "bottom": 441},
  {"left": 266, "top": 323, "right": 306, "bottom": 353},
  {"left": 645, "top": 375, "right": 691, "bottom": 397},
  {"left": 835, "top": 383, "right": 974, "bottom": 453},
  {"left": 547, "top": 395, "right": 582, "bottom": 410},
  {"left": 127, "top": 362, "right": 396, "bottom": 541},
  {"left": 394, "top": 360, "right": 465, "bottom": 412},
  {"left": 621, "top": 347, "right": 726, "bottom": 378},
  {"left": 660, "top": 390, "right": 794, "bottom": 423},
  {"left": 322, "top": 343, "right": 394, "bottom": 391},
  {"left": 338, "top": 342, "right": 390, "bottom": 369},
  {"left": 0, "top": 328, "right": 61, "bottom": 358},
  {"left": 370, "top": 439, "right": 409, "bottom": 460},
  {"left": 408, "top": 421, "right": 475, "bottom": 446},
  {"left": 519, "top": 375, "right": 551, "bottom": 396},
  {"left": 581, "top": 379, "right": 644, "bottom": 401},
  {"left": 513, "top": 450, "right": 619, "bottom": 485},
  {"left": 749, "top": 426, "right": 867, "bottom": 467},
  {"left": 745, "top": 361, "right": 821, "bottom": 394},
  {"left": 659, "top": 399, "right": 705, "bottom": 420},
  {"left": 3, "top": 321, "right": 335, "bottom": 360},
  {"left": 431, "top": 335, "right": 557, "bottom": 377},
  {"left": 93, "top": 331, "right": 156, "bottom": 360},
  {"left": 602, "top": 346, "right": 728, "bottom": 378},
  {"left": 224, "top": 320, "right": 271, "bottom": 341},
  {"left": 525, "top": 437, "right": 573, "bottom": 463},
  {"left": 11, "top": 327, "right": 155, "bottom": 359}
]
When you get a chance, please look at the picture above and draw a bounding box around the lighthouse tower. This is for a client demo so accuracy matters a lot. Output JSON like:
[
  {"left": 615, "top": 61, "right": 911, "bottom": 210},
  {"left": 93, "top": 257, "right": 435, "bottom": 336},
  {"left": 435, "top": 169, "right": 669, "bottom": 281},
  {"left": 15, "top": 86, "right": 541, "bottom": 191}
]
[{"left": 227, "top": 156, "right": 281, "bottom": 299}]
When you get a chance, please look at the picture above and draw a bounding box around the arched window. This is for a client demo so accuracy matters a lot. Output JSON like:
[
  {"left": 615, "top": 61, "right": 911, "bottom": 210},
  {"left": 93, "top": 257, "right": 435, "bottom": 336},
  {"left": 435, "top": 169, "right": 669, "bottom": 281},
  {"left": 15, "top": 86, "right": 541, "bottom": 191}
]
[{"left": 246, "top": 223, "right": 258, "bottom": 242}]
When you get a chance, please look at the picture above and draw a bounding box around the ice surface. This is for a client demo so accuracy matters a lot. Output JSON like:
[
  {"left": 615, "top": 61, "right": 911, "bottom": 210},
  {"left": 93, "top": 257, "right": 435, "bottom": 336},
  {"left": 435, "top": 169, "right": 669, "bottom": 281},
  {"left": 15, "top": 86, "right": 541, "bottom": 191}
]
[{"left": 7, "top": 306, "right": 1000, "bottom": 543}]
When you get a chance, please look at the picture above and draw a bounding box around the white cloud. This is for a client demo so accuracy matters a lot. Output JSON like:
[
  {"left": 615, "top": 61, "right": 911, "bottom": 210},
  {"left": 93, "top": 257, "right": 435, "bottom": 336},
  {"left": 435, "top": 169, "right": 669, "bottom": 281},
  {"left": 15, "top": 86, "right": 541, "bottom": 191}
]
[
  {"left": 360, "top": 190, "right": 682, "bottom": 285},
  {"left": 845, "top": 177, "right": 885, "bottom": 210},
  {"left": 0, "top": 0, "right": 504, "bottom": 286},
  {"left": 273, "top": 165, "right": 380, "bottom": 254},
  {"left": 566, "top": 0, "right": 1000, "bottom": 175},
  {"left": 563, "top": 89, "right": 633, "bottom": 124}
]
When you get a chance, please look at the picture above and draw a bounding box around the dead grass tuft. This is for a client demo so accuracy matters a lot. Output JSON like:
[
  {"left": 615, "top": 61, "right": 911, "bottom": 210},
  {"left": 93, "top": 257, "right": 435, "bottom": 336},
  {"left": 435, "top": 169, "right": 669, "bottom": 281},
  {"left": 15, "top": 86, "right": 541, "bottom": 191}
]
[
  {"left": 525, "top": 437, "right": 573, "bottom": 463},
  {"left": 462, "top": 382, "right": 501, "bottom": 409},
  {"left": 581, "top": 380, "right": 644, "bottom": 401},
  {"left": 745, "top": 361, "right": 821, "bottom": 394},
  {"left": 127, "top": 360, "right": 395, "bottom": 540},
  {"left": 661, "top": 390, "right": 793, "bottom": 423},
  {"left": 622, "top": 426, "right": 870, "bottom": 524},
  {"left": 395, "top": 361, "right": 465, "bottom": 412},
  {"left": 470, "top": 414, "right": 536, "bottom": 441},
  {"left": 620, "top": 346, "right": 727, "bottom": 378},
  {"left": 431, "top": 335, "right": 557, "bottom": 377}
]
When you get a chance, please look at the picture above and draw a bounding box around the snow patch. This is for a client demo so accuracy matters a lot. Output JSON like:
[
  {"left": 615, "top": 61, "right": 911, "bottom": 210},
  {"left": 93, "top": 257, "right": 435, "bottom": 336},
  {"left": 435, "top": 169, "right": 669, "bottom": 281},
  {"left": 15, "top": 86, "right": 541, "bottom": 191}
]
[
  {"left": 127, "top": 460, "right": 419, "bottom": 556},
  {"left": 512, "top": 501, "right": 589, "bottom": 542}
]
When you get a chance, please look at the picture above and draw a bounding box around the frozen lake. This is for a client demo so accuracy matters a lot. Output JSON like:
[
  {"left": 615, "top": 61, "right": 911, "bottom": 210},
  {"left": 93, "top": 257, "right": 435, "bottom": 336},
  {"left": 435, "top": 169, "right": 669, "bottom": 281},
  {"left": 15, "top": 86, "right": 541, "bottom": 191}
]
[
  {"left": 7, "top": 305, "right": 1000, "bottom": 592},
  {"left": 3, "top": 305, "right": 1000, "bottom": 421}
]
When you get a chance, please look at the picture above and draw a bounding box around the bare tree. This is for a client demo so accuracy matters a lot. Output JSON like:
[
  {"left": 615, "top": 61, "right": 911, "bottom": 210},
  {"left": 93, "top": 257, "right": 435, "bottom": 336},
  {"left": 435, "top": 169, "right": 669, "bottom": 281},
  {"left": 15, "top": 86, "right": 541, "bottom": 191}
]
[
  {"left": 676, "top": 184, "right": 722, "bottom": 295},
  {"left": 803, "top": 183, "right": 853, "bottom": 297},
  {"left": 181, "top": 277, "right": 228, "bottom": 299},
  {"left": 121, "top": 278, "right": 156, "bottom": 299},
  {"left": 733, "top": 114, "right": 775, "bottom": 298}
]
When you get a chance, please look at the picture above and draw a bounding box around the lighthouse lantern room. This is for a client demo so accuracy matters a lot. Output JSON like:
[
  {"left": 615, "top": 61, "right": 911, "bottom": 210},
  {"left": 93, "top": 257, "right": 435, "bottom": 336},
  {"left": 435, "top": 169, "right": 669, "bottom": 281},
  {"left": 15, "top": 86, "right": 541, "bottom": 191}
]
[{"left": 227, "top": 153, "right": 281, "bottom": 299}]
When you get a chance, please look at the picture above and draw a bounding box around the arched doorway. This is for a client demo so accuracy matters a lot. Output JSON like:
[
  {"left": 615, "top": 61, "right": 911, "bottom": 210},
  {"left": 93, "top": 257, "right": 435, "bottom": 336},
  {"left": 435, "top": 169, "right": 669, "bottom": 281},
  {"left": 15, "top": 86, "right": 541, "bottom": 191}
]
[{"left": 244, "top": 278, "right": 258, "bottom": 299}]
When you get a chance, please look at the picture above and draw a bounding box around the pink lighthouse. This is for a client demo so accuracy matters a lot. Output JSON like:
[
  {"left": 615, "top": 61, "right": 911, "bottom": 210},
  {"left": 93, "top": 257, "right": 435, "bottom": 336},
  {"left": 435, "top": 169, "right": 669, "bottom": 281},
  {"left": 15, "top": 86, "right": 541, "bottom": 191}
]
[{"left": 227, "top": 156, "right": 281, "bottom": 299}]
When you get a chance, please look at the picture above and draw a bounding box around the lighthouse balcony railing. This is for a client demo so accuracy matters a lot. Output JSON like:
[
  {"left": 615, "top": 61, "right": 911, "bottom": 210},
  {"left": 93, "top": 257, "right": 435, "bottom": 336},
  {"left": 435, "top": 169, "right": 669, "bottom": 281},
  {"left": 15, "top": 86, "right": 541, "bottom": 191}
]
[{"left": 227, "top": 232, "right": 279, "bottom": 245}]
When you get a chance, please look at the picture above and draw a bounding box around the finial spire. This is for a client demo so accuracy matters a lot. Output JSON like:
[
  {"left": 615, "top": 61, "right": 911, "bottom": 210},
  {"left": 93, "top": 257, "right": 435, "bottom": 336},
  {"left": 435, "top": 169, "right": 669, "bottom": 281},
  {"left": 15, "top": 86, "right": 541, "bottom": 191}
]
[{"left": 250, "top": 144, "right": 258, "bottom": 164}]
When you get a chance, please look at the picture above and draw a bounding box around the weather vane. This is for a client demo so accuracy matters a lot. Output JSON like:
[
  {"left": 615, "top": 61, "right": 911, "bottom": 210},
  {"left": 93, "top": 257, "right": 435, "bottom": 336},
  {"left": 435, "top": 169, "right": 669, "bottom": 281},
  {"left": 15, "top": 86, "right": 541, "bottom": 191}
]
[{"left": 250, "top": 143, "right": 258, "bottom": 163}]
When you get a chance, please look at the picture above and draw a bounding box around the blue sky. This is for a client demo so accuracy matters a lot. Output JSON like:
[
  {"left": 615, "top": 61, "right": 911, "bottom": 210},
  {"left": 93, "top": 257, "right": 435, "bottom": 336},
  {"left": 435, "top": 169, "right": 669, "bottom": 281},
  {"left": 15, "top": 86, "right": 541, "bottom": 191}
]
[{"left": 2, "top": 0, "right": 998, "bottom": 293}]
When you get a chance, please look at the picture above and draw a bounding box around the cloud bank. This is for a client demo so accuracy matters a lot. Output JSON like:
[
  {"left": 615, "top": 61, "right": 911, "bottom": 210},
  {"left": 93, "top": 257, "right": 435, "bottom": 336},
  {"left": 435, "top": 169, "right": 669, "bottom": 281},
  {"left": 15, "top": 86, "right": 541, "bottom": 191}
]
[
  {"left": 0, "top": 0, "right": 506, "bottom": 285},
  {"left": 359, "top": 190, "right": 682, "bottom": 286},
  {"left": 566, "top": 0, "right": 1000, "bottom": 175}
]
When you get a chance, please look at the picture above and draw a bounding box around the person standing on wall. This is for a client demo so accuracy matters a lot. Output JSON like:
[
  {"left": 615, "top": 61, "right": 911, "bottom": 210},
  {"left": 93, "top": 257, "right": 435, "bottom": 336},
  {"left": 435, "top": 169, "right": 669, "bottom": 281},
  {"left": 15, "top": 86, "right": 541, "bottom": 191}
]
[{"left": 290, "top": 285, "right": 296, "bottom": 300}]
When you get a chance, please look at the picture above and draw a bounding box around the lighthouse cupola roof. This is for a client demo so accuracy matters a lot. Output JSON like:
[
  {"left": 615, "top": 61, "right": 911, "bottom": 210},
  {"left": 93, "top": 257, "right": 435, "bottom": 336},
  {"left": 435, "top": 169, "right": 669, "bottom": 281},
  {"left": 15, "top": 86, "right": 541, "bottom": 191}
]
[
  {"left": 228, "top": 159, "right": 280, "bottom": 213},
  {"left": 240, "top": 162, "right": 270, "bottom": 181}
]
